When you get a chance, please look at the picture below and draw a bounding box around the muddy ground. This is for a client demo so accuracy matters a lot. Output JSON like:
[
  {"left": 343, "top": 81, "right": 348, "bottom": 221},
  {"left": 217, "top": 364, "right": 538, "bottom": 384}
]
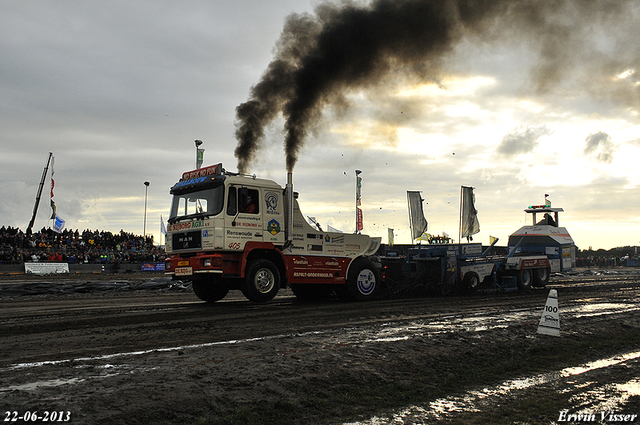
[{"left": 0, "top": 269, "right": 639, "bottom": 424}]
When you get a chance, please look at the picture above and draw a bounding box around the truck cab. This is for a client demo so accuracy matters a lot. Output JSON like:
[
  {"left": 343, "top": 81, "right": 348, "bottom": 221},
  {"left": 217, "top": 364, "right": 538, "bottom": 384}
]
[
  {"left": 164, "top": 163, "right": 381, "bottom": 303},
  {"left": 166, "top": 164, "right": 286, "bottom": 255}
]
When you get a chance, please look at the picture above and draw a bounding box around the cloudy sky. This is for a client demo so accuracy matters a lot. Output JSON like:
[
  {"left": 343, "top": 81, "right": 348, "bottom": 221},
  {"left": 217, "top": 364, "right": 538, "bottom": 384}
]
[{"left": 2, "top": 0, "right": 639, "bottom": 250}]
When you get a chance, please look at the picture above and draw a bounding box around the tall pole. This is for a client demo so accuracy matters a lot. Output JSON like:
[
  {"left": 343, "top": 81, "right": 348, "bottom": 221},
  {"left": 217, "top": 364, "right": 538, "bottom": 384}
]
[
  {"left": 27, "top": 152, "right": 53, "bottom": 235},
  {"left": 143, "top": 181, "right": 150, "bottom": 240},
  {"left": 195, "top": 139, "right": 203, "bottom": 169},
  {"left": 355, "top": 169, "right": 362, "bottom": 234}
]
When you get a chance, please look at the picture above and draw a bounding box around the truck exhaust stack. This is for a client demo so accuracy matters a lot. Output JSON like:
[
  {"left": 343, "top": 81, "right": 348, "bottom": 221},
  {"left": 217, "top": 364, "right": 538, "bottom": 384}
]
[{"left": 286, "top": 172, "right": 293, "bottom": 243}]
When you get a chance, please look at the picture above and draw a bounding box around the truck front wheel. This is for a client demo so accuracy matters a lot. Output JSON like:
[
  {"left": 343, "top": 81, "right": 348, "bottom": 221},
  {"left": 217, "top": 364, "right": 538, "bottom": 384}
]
[
  {"left": 336, "top": 257, "right": 381, "bottom": 302},
  {"left": 192, "top": 277, "right": 230, "bottom": 303},
  {"left": 242, "top": 259, "right": 280, "bottom": 303}
]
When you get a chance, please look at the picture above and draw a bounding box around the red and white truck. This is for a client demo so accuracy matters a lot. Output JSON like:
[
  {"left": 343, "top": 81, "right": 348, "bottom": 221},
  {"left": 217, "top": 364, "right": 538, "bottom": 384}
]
[{"left": 164, "top": 164, "right": 381, "bottom": 303}]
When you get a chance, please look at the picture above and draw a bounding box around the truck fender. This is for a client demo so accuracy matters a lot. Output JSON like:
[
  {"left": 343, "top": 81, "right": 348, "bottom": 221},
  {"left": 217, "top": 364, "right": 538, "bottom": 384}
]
[{"left": 239, "top": 241, "right": 284, "bottom": 279}]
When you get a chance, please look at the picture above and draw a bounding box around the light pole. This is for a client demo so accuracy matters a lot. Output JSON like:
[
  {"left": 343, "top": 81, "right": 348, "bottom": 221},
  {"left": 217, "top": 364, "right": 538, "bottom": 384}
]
[
  {"left": 195, "top": 139, "right": 203, "bottom": 169},
  {"left": 143, "top": 181, "right": 150, "bottom": 240}
]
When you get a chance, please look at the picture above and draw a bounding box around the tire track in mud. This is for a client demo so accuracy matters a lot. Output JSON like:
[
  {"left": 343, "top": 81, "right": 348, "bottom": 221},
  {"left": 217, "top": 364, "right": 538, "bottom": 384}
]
[
  {"left": 1, "top": 277, "right": 638, "bottom": 367},
  {"left": 0, "top": 274, "right": 639, "bottom": 425}
]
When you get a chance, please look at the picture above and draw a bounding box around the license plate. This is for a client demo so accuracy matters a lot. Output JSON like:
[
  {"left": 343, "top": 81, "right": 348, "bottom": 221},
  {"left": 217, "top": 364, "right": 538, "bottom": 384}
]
[
  {"left": 177, "top": 260, "right": 190, "bottom": 267},
  {"left": 175, "top": 266, "right": 193, "bottom": 276}
]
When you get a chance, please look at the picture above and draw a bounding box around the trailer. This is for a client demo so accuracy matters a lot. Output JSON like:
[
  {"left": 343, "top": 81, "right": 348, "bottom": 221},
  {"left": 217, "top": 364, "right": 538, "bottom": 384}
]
[
  {"left": 379, "top": 201, "right": 575, "bottom": 295},
  {"left": 379, "top": 240, "right": 553, "bottom": 295}
]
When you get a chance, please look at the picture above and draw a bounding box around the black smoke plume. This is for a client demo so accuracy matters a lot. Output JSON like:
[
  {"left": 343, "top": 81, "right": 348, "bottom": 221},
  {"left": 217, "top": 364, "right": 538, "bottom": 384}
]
[
  {"left": 234, "top": 0, "right": 636, "bottom": 173},
  {"left": 235, "top": 0, "right": 495, "bottom": 173}
]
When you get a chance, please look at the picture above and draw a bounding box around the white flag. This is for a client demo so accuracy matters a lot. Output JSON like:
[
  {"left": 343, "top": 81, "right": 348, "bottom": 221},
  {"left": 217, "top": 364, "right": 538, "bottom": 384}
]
[
  {"left": 407, "top": 191, "right": 428, "bottom": 241},
  {"left": 161, "top": 215, "right": 167, "bottom": 235},
  {"left": 460, "top": 186, "right": 480, "bottom": 239}
]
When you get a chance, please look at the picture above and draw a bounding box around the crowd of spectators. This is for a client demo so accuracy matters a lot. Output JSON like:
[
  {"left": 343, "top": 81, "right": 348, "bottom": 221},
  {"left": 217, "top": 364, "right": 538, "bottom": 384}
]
[
  {"left": 0, "top": 225, "right": 164, "bottom": 265},
  {"left": 576, "top": 256, "right": 626, "bottom": 268}
]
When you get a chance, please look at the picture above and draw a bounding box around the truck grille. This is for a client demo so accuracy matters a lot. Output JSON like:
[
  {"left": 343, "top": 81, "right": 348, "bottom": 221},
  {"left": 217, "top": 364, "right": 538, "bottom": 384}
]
[{"left": 172, "top": 230, "right": 202, "bottom": 251}]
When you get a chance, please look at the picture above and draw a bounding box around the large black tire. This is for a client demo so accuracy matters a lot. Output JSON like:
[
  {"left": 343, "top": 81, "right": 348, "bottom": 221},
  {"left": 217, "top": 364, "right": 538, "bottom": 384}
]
[
  {"left": 241, "top": 259, "right": 280, "bottom": 303},
  {"left": 192, "top": 277, "right": 230, "bottom": 303},
  {"left": 335, "top": 257, "right": 381, "bottom": 302},
  {"left": 517, "top": 269, "right": 533, "bottom": 290},
  {"left": 462, "top": 272, "right": 480, "bottom": 294},
  {"left": 533, "top": 267, "right": 550, "bottom": 287}
]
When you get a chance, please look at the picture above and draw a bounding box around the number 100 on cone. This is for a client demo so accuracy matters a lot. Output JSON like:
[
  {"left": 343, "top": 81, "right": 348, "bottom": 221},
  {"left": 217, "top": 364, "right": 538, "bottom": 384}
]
[{"left": 538, "top": 289, "right": 560, "bottom": 337}]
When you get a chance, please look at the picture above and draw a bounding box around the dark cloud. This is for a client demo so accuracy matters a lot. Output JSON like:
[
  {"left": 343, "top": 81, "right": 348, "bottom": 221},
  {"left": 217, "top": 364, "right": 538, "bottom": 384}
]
[
  {"left": 236, "top": 0, "right": 528, "bottom": 172},
  {"left": 497, "top": 125, "right": 552, "bottom": 156},
  {"left": 584, "top": 131, "right": 614, "bottom": 163},
  {"left": 235, "top": 0, "right": 640, "bottom": 173}
]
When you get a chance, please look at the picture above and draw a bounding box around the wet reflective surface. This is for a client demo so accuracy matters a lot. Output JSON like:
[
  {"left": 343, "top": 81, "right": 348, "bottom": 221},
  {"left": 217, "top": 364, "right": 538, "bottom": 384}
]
[
  {"left": 346, "top": 351, "right": 640, "bottom": 424},
  {"left": 341, "top": 301, "right": 640, "bottom": 424},
  {"left": 1, "top": 276, "right": 638, "bottom": 424},
  {"left": 5, "top": 299, "right": 639, "bottom": 423}
]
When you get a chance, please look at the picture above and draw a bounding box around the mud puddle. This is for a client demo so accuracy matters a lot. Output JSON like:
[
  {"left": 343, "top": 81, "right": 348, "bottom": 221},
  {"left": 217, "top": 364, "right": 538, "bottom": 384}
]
[
  {"left": 344, "top": 351, "right": 640, "bottom": 424},
  {"left": 357, "top": 299, "right": 638, "bottom": 344},
  {"left": 3, "top": 300, "right": 636, "bottom": 398}
]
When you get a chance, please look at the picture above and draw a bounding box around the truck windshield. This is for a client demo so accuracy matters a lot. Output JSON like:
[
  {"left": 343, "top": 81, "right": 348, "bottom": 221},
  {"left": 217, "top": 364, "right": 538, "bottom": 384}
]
[{"left": 168, "top": 186, "right": 224, "bottom": 223}]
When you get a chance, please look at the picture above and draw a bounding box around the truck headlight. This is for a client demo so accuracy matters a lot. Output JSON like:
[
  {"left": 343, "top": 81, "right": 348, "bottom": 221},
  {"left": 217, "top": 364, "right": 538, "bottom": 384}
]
[{"left": 203, "top": 257, "right": 223, "bottom": 268}]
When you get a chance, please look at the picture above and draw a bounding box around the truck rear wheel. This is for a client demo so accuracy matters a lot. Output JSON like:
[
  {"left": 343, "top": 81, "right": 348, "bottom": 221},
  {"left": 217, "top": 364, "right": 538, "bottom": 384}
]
[
  {"left": 192, "top": 277, "right": 230, "bottom": 303},
  {"left": 533, "top": 267, "right": 550, "bottom": 287},
  {"left": 517, "top": 269, "right": 533, "bottom": 290},
  {"left": 336, "top": 257, "right": 380, "bottom": 302},
  {"left": 462, "top": 272, "right": 480, "bottom": 294},
  {"left": 241, "top": 259, "right": 280, "bottom": 303}
]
